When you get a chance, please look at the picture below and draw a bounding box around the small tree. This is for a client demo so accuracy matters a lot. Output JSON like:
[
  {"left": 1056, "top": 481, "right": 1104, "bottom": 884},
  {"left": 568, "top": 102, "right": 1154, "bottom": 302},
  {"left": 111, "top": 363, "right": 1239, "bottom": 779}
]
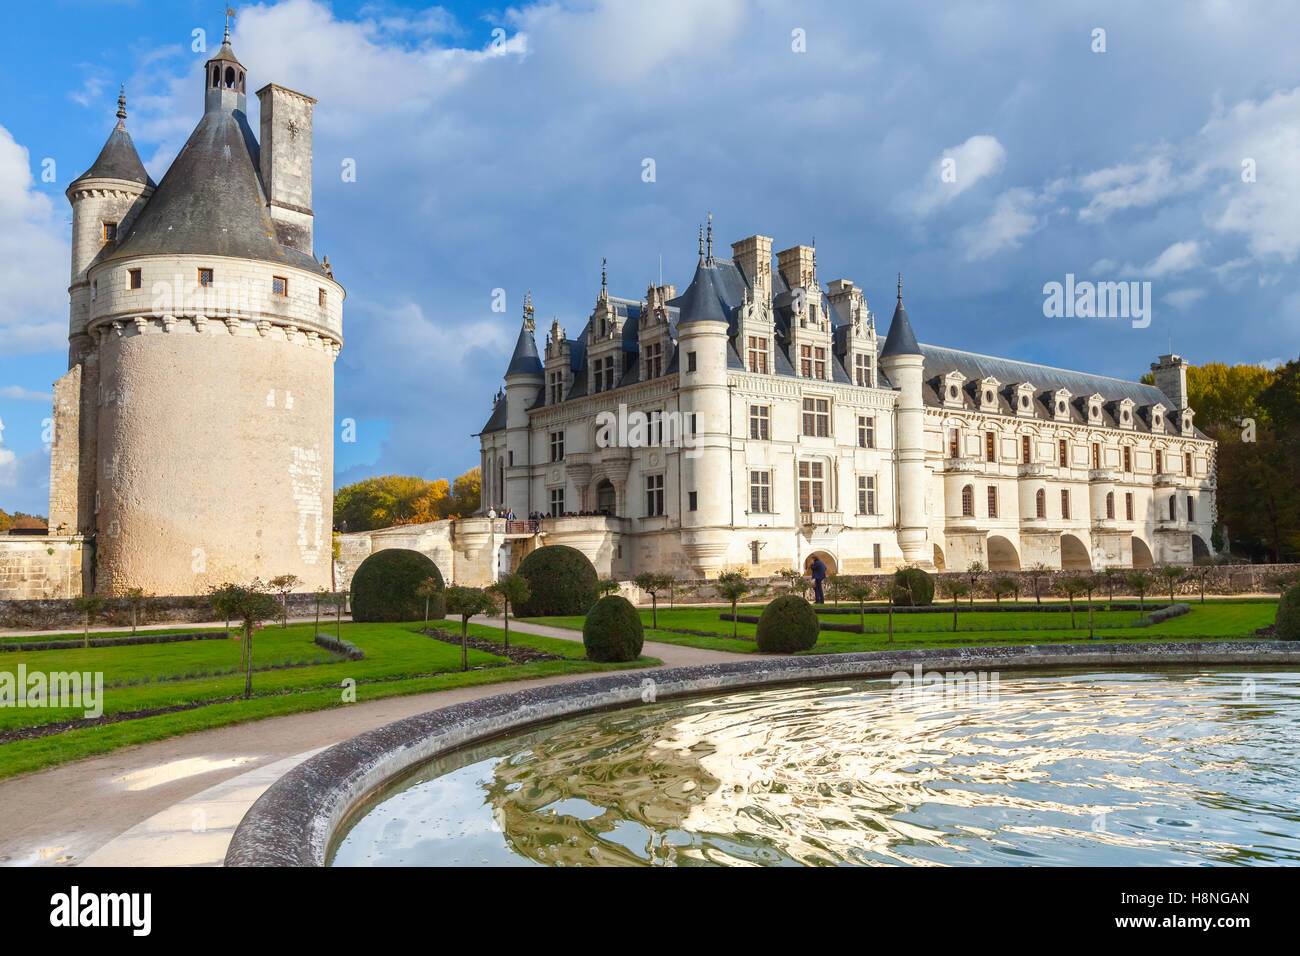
[
  {"left": 489, "top": 573, "right": 531, "bottom": 649},
  {"left": 414, "top": 576, "right": 442, "bottom": 628},
  {"left": 839, "top": 578, "right": 875, "bottom": 633},
  {"left": 715, "top": 570, "right": 751, "bottom": 638},
  {"left": 1060, "top": 576, "right": 1087, "bottom": 629},
  {"left": 444, "top": 586, "right": 498, "bottom": 671},
  {"left": 1102, "top": 566, "right": 1121, "bottom": 604},
  {"left": 778, "top": 567, "right": 802, "bottom": 593},
  {"left": 1126, "top": 571, "right": 1153, "bottom": 616},
  {"left": 122, "top": 587, "right": 150, "bottom": 636},
  {"left": 72, "top": 595, "right": 104, "bottom": 648},
  {"left": 334, "top": 589, "right": 349, "bottom": 640},
  {"left": 992, "top": 577, "right": 1016, "bottom": 606},
  {"left": 1159, "top": 566, "right": 1185, "bottom": 607},
  {"left": 1082, "top": 574, "right": 1101, "bottom": 639},
  {"left": 1026, "top": 562, "right": 1050, "bottom": 605},
  {"left": 633, "top": 572, "right": 675, "bottom": 628},
  {"left": 225, "top": 581, "right": 282, "bottom": 699},
  {"left": 827, "top": 573, "right": 849, "bottom": 606},
  {"left": 268, "top": 574, "right": 302, "bottom": 628},
  {"left": 940, "top": 579, "right": 969, "bottom": 632},
  {"left": 595, "top": 578, "right": 621, "bottom": 598},
  {"left": 965, "top": 561, "right": 985, "bottom": 608},
  {"left": 312, "top": 587, "right": 330, "bottom": 636},
  {"left": 883, "top": 579, "right": 902, "bottom": 643}
]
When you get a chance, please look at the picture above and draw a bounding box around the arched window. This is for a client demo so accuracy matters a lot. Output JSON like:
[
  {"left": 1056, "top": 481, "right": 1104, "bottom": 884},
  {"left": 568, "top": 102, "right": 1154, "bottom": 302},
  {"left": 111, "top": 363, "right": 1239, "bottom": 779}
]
[
  {"left": 961, "top": 484, "right": 974, "bottom": 517},
  {"left": 497, "top": 457, "right": 505, "bottom": 507},
  {"left": 225, "top": 66, "right": 236, "bottom": 88},
  {"left": 1035, "top": 488, "right": 1046, "bottom": 518},
  {"left": 1169, "top": 495, "right": 1177, "bottom": 520},
  {"left": 212, "top": 66, "right": 220, "bottom": 87},
  {"left": 1106, "top": 491, "right": 1115, "bottom": 519}
]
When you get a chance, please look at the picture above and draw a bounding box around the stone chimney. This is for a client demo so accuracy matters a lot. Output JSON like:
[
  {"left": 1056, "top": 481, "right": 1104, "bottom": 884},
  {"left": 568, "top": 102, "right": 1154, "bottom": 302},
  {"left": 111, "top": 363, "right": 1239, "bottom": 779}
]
[
  {"left": 776, "top": 244, "right": 816, "bottom": 290},
  {"left": 731, "top": 235, "right": 773, "bottom": 299},
  {"left": 1150, "top": 353, "right": 1189, "bottom": 411},
  {"left": 256, "top": 83, "right": 317, "bottom": 255}
]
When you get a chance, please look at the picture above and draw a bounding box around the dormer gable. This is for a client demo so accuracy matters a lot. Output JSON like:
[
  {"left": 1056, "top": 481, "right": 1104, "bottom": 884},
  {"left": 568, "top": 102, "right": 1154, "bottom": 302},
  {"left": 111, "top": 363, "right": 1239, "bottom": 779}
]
[
  {"left": 1110, "top": 397, "right": 1136, "bottom": 430},
  {"left": 941, "top": 370, "right": 967, "bottom": 408},
  {"left": 1012, "top": 381, "right": 1036, "bottom": 417},
  {"left": 976, "top": 376, "right": 1001, "bottom": 414},
  {"left": 1048, "top": 388, "right": 1073, "bottom": 422},
  {"left": 1085, "top": 392, "right": 1105, "bottom": 425}
]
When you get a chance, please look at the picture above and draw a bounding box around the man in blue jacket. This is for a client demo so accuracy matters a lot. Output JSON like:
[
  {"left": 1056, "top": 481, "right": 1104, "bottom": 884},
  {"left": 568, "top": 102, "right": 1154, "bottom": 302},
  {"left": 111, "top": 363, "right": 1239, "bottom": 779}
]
[{"left": 809, "top": 556, "right": 827, "bottom": 604}]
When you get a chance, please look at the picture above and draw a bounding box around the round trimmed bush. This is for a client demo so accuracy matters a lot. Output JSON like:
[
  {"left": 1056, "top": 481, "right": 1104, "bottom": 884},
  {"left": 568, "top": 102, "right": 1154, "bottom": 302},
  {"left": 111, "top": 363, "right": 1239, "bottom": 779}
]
[
  {"left": 582, "top": 595, "right": 644, "bottom": 662},
  {"left": 1276, "top": 584, "right": 1300, "bottom": 641},
  {"left": 892, "top": 567, "right": 934, "bottom": 606},
  {"left": 350, "top": 549, "right": 444, "bottom": 622},
  {"left": 513, "top": 545, "right": 598, "bottom": 617},
  {"left": 755, "top": 595, "right": 820, "bottom": 653}
]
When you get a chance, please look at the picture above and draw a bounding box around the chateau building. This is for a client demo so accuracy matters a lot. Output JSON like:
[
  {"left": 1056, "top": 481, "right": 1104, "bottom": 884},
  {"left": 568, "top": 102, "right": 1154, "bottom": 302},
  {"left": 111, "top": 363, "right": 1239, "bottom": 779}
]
[
  {"left": 46, "top": 28, "right": 343, "bottom": 595},
  {"left": 478, "top": 225, "right": 1216, "bottom": 579}
]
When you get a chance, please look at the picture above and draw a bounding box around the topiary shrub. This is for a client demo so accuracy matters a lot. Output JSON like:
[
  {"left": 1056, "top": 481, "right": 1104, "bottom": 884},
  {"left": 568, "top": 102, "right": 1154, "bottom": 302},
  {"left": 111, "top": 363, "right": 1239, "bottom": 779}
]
[
  {"left": 755, "top": 594, "right": 820, "bottom": 653},
  {"left": 350, "top": 549, "right": 444, "bottom": 622},
  {"left": 513, "top": 545, "right": 598, "bottom": 617},
  {"left": 1276, "top": 584, "right": 1300, "bottom": 641},
  {"left": 582, "top": 595, "right": 644, "bottom": 662},
  {"left": 892, "top": 567, "right": 935, "bottom": 607}
]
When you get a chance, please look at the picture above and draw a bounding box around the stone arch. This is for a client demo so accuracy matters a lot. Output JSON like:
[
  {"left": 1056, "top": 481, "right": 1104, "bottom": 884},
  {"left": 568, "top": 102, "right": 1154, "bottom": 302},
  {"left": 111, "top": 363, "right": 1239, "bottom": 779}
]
[
  {"left": 595, "top": 479, "right": 616, "bottom": 515},
  {"left": 1131, "top": 535, "right": 1154, "bottom": 568},
  {"left": 1061, "top": 533, "right": 1092, "bottom": 570},
  {"left": 987, "top": 534, "right": 1021, "bottom": 571},
  {"left": 805, "top": 551, "right": 838, "bottom": 575},
  {"left": 1192, "top": 534, "right": 1211, "bottom": 565},
  {"left": 933, "top": 543, "right": 946, "bottom": 571}
]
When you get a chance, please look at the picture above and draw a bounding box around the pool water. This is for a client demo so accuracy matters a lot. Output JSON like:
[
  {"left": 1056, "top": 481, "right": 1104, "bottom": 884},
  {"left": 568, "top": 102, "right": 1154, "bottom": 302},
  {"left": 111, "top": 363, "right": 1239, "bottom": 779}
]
[{"left": 330, "top": 669, "right": 1300, "bottom": 866}]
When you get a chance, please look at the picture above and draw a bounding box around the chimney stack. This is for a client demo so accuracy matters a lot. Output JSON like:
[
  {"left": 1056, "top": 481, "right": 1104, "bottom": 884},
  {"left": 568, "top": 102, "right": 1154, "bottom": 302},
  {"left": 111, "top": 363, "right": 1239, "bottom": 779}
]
[{"left": 256, "top": 83, "right": 316, "bottom": 255}]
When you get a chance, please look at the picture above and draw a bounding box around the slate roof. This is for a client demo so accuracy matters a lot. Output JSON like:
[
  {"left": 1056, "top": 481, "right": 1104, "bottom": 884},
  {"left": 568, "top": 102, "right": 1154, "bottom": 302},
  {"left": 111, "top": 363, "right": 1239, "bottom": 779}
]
[
  {"left": 671, "top": 257, "right": 732, "bottom": 326},
  {"left": 102, "top": 102, "right": 327, "bottom": 277},
  {"left": 504, "top": 322, "right": 543, "bottom": 377},
  {"left": 71, "top": 121, "right": 155, "bottom": 189},
  {"left": 880, "top": 299, "right": 921, "bottom": 358}
]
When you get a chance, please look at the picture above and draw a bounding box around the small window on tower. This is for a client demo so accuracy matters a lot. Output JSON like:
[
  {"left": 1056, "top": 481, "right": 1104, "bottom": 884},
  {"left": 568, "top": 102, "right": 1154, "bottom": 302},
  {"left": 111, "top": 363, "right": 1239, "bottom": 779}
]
[
  {"left": 198, "top": 268, "right": 214, "bottom": 287},
  {"left": 272, "top": 277, "right": 288, "bottom": 297},
  {"left": 103, "top": 222, "right": 118, "bottom": 242},
  {"left": 129, "top": 269, "right": 142, "bottom": 290},
  {"left": 318, "top": 289, "right": 327, "bottom": 307}
]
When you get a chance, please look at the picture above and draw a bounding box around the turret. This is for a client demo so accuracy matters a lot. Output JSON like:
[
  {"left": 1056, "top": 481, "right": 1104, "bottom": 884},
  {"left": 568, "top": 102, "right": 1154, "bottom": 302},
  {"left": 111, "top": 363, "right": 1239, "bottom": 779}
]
[
  {"left": 503, "top": 297, "right": 544, "bottom": 515},
  {"left": 878, "top": 275, "right": 931, "bottom": 567},
  {"left": 204, "top": 27, "right": 247, "bottom": 113}
]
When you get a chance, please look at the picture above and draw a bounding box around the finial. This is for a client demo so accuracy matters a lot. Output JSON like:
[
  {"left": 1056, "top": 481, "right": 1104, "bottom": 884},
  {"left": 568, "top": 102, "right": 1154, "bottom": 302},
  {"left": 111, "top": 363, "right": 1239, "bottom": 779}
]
[
  {"left": 523, "top": 289, "right": 535, "bottom": 331},
  {"left": 224, "top": 5, "right": 236, "bottom": 42},
  {"left": 897, "top": 272, "right": 903, "bottom": 305},
  {"left": 698, "top": 223, "right": 705, "bottom": 260},
  {"left": 600, "top": 258, "right": 607, "bottom": 297},
  {"left": 706, "top": 212, "right": 713, "bottom": 259},
  {"left": 116, "top": 84, "right": 127, "bottom": 121}
]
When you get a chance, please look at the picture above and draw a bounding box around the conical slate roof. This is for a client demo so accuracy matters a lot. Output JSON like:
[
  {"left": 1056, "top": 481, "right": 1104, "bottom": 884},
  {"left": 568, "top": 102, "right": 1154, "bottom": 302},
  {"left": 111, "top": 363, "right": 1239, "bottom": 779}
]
[
  {"left": 880, "top": 298, "right": 921, "bottom": 358},
  {"left": 505, "top": 321, "right": 543, "bottom": 377},
  {"left": 71, "top": 121, "right": 155, "bottom": 189},
  {"left": 673, "top": 258, "right": 730, "bottom": 326},
  {"left": 102, "top": 97, "right": 326, "bottom": 276}
]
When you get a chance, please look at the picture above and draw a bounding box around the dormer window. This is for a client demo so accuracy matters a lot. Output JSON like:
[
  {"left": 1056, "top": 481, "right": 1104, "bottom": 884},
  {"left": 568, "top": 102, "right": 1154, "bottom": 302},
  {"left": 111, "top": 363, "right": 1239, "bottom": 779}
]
[
  {"left": 978, "top": 377, "right": 1001, "bottom": 413},
  {"left": 644, "top": 341, "right": 664, "bottom": 378},
  {"left": 103, "top": 222, "right": 118, "bottom": 242},
  {"left": 1182, "top": 410, "right": 1194, "bottom": 435},
  {"left": 1051, "top": 388, "right": 1072, "bottom": 422},
  {"left": 942, "top": 372, "right": 967, "bottom": 408},
  {"left": 747, "top": 336, "right": 769, "bottom": 374},
  {"left": 1086, "top": 393, "right": 1103, "bottom": 424},
  {"left": 1014, "top": 383, "right": 1035, "bottom": 417},
  {"left": 854, "top": 353, "right": 873, "bottom": 387}
]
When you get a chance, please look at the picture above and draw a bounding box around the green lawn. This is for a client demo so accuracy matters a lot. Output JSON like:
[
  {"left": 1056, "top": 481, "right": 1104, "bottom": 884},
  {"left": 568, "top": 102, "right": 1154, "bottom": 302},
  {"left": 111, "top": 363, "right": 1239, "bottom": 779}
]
[
  {"left": 525, "top": 601, "right": 1278, "bottom": 654},
  {"left": 0, "top": 620, "right": 657, "bottom": 778}
]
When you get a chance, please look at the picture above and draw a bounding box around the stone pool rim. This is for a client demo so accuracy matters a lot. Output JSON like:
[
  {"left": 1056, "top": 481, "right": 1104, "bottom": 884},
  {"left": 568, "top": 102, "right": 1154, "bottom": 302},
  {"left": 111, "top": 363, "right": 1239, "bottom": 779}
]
[{"left": 224, "top": 640, "right": 1300, "bottom": 867}]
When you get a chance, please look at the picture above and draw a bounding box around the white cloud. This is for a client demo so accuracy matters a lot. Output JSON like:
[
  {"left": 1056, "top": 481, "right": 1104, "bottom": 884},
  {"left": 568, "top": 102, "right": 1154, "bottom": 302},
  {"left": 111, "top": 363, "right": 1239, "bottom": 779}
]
[
  {"left": 0, "top": 125, "right": 68, "bottom": 356},
  {"left": 1077, "top": 152, "right": 1191, "bottom": 223},
  {"left": 0, "top": 386, "right": 53, "bottom": 402},
  {"left": 912, "top": 134, "right": 1007, "bottom": 217},
  {"left": 963, "top": 187, "right": 1043, "bottom": 260},
  {"left": 1162, "top": 288, "right": 1207, "bottom": 311},
  {"left": 1140, "top": 240, "right": 1203, "bottom": 277}
]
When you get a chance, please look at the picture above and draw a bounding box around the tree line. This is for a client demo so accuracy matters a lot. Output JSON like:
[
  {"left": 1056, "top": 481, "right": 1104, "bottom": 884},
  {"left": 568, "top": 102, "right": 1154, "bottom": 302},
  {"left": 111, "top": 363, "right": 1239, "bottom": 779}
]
[{"left": 333, "top": 468, "right": 481, "bottom": 532}]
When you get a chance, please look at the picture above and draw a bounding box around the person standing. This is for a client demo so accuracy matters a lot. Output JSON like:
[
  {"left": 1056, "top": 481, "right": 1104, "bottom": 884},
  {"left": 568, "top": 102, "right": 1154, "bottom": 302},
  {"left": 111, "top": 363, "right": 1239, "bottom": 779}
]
[{"left": 810, "top": 556, "right": 827, "bottom": 604}]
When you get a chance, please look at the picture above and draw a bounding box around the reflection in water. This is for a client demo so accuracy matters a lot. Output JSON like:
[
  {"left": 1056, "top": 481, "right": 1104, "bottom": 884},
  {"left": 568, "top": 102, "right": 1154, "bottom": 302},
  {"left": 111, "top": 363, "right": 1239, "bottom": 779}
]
[{"left": 330, "top": 670, "right": 1300, "bottom": 866}]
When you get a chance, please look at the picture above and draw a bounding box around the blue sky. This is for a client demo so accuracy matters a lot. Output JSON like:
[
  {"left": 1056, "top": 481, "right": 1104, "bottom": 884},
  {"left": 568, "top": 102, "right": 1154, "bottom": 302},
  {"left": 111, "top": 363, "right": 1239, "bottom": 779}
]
[{"left": 2, "top": 0, "right": 1298, "bottom": 516}]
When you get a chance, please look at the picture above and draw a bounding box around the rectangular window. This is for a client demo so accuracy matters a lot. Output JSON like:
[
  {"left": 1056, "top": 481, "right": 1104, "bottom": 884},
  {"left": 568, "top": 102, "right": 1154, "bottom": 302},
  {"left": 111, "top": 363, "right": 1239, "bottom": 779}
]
[
  {"left": 857, "top": 415, "right": 875, "bottom": 449},
  {"left": 549, "top": 430, "right": 564, "bottom": 462},
  {"left": 198, "top": 268, "right": 213, "bottom": 287},
  {"left": 1125, "top": 492, "right": 1134, "bottom": 521},
  {"left": 1188, "top": 496, "right": 1195, "bottom": 521},
  {"left": 548, "top": 371, "right": 564, "bottom": 405},
  {"left": 688, "top": 413, "right": 698, "bottom": 437},
  {"left": 814, "top": 346, "right": 827, "bottom": 380},
  {"left": 949, "top": 428, "right": 960, "bottom": 459},
  {"left": 1123, "top": 446, "right": 1132, "bottom": 472},
  {"left": 987, "top": 485, "right": 998, "bottom": 518},
  {"left": 319, "top": 288, "right": 327, "bottom": 307},
  {"left": 1058, "top": 439, "right": 1068, "bottom": 467},
  {"left": 103, "top": 222, "right": 117, "bottom": 242},
  {"left": 688, "top": 491, "right": 698, "bottom": 512},
  {"left": 857, "top": 475, "right": 876, "bottom": 515},
  {"left": 749, "top": 470, "right": 771, "bottom": 513},
  {"left": 749, "top": 405, "right": 770, "bottom": 441},
  {"left": 648, "top": 410, "right": 663, "bottom": 447},
  {"left": 272, "top": 276, "right": 288, "bottom": 297},
  {"left": 605, "top": 356, "right": 616, "bottom": 392},
  {"left": 854, "top": 353, "right": 872, "bottom": 387},
  {"left": 750, "top": 541, "right": 761, "bottom": 565},
  {"left": 687, "top": 351, "right": 697, "bottom": 373},
  {"left": 1022, "top": 435, "right": 1031, "bottom": 464},
  {"left": 1061, "top": 489, "right": 1071, "bottom": 519},
  {"left": 985, "top": 432, "right": 996, "bottom": 462},
  {"left": 128, "top": 268, "right": 142, "bottom": 290},
  {"left": 91, "top": 279, "right": 97, "bottom": 300},
  {"left": 1106, "top": 493, "right": 1115, "bottom": 519},
  {"left": 801, "top": 397, "right": 830, "bottom": 437},
  {"left": 1155, "top": 450, "right": 1163, "bottom": 474},
  {"left": 1092, "top": 443, "right": 1100, "bottom": 470},
  {"left": 549, "top": 488, "right": 565, "bottom": 517},
  {"left": 747, "top": 336, "right": 769, "bottom": 374},
  {"left": 1185, "top": 452, "right": 1193, "bottom": 476},
  {"left": 800, "top": 344, "right": 813, "bottom": 378},
  {"left": 645, "top": 474, "right": 665, "bottom": 517},
  {"left": 872, "top": 543, "right": 881, "bottom": 568},
  {"left": 645, "top": 341, "right": 663, "bottom": 378},
  {"left": 798, "top": 460, "right": 825, "bottom": 513}
]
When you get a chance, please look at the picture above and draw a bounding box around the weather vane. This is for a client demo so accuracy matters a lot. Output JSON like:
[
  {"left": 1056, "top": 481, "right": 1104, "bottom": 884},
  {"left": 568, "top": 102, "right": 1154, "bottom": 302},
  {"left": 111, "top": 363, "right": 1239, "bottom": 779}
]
[{"left": 224, "top": 5, "right": 237, "bottom": 38}]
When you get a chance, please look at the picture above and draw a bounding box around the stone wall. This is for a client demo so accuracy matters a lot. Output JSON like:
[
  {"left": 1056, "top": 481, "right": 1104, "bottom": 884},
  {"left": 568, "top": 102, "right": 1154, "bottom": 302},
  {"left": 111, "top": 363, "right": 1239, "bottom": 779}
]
[
  {"left": 0, "top": 536, "right": 85, "bottom": 601},
  {"left": 0, "top": 589, "right": 339, "bottom": 631}
]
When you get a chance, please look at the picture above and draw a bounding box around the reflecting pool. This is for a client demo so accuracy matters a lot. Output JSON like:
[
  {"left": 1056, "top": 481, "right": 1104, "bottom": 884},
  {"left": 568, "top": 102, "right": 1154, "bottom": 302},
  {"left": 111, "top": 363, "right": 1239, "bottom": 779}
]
[{"left": 330, "top": 669, "right": 1300, "bottom": 866}]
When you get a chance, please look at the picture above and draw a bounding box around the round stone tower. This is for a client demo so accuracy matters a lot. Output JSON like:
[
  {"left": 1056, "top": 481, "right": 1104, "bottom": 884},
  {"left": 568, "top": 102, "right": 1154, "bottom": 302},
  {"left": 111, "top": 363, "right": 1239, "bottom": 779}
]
[
  {"left": 878, "top": 277, "right": 931, "bottom": 568},
  {"left": 60, "top": 30, "right": 344, "bottom": 595}
]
